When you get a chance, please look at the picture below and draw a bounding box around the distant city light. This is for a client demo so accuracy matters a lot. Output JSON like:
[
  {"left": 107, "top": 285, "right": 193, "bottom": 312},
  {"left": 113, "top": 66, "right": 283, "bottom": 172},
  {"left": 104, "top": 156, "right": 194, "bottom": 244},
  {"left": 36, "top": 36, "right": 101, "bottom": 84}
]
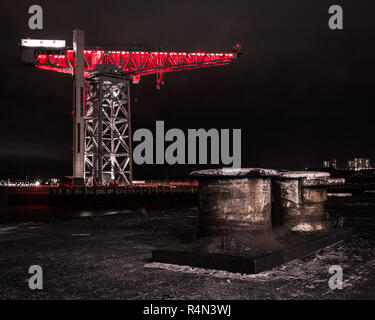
[
  {"left": 0, "top": 178, "right": 59, "bottom": 187},
  {"left": 322, "top": 157, "right": 372, "bottom": 171}
]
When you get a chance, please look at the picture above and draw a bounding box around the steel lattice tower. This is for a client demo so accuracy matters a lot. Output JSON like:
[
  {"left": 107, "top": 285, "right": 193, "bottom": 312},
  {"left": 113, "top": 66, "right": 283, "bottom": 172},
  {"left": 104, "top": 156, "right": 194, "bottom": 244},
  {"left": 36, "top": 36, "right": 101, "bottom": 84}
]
[{"left": 85, "top": 71, "right": 132, "bottom": 185}]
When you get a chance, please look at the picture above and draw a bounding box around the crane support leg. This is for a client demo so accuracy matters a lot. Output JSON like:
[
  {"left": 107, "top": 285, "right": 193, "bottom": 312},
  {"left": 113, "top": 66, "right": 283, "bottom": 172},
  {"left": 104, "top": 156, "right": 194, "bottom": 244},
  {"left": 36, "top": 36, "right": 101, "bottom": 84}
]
[{"left": 84, "top": 74, "right": 132, "bottom": 185}]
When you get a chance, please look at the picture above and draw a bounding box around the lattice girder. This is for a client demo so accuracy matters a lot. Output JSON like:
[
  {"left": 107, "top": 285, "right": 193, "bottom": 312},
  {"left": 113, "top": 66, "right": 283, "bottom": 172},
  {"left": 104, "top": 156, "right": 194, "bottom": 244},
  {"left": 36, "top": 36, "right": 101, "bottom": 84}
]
[{"left": 84, "top": 75, "right": 132, "bottom": 185}]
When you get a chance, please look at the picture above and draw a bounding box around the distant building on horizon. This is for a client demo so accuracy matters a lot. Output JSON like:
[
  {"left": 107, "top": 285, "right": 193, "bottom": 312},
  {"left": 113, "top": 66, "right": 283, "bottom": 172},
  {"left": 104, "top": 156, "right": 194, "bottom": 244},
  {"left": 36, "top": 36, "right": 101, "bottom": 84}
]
[
  {"left": 322, "top": 157, "right": 372, "bottom": 171},
  {"left": 322, "top": 158, "right": 337, "bottom": 169},
  {"left": 346, "top": 158, "right": 372, "bottom": 171}
]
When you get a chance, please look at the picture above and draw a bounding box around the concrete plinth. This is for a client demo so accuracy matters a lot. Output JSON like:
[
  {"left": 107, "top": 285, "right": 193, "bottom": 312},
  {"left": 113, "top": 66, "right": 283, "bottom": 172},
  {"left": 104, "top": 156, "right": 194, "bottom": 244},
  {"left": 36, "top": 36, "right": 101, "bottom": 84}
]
[
  {"left": 151, "top": 168, "right": 351, "bottom": 274},
  {"left": 152, "top": 228, "right": 352, "bottom": 274},
  {"left": 272, "top": 171, "right": 345, "bottom": 232},
  {"left": 192, "top": 168, "right": 281, "bottom": 253}
]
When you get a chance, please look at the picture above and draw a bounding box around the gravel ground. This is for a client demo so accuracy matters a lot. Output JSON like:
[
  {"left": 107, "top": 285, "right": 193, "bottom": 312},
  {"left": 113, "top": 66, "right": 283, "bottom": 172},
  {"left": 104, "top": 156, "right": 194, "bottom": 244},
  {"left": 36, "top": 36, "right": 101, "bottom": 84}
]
[{"left": 0, "top": 197, "right": 374, "bottom": 300}]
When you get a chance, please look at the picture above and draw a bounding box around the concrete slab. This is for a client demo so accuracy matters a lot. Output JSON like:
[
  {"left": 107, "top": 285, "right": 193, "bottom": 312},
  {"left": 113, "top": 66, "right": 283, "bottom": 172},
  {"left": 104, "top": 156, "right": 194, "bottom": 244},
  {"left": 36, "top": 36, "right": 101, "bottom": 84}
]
[{"left": 151, "top": 228, "right": 352, "bottom": 274}]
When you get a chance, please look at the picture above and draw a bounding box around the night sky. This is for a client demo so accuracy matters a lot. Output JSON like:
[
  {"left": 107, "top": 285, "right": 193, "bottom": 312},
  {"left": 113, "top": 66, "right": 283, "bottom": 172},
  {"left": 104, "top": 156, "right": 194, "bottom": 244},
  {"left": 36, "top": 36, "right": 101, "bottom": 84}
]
[{"left": 1, "top": 0, "right": 375, "bottom": 180}]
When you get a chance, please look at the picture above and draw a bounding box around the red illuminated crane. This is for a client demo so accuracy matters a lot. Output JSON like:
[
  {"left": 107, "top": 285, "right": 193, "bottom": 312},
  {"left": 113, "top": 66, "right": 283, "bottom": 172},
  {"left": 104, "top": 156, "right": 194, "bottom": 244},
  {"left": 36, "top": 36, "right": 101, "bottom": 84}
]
[{"left": 21, "top": 30, "right": 241, "bottom": 185}]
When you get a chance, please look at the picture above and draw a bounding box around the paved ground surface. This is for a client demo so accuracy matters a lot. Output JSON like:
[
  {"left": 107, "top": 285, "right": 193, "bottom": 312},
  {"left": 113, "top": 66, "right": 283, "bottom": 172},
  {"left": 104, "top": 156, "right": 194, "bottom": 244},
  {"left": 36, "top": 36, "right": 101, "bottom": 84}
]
[{"left": 0, "top": 196, "right": 375, "bottom": 300}]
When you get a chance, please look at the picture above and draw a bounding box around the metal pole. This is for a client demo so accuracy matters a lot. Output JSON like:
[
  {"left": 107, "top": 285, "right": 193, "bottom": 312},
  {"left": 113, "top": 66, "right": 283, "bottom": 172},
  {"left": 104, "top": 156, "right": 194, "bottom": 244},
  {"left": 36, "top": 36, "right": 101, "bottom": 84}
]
[
  {"left": 97, "top": 77, "right": 103, "bottom": 186},
  {"left": 128, "top": 82, "right": 133, "bottom": 183},
  {"left": 72, "top": 29, "right": 85, "bottom": 185}
]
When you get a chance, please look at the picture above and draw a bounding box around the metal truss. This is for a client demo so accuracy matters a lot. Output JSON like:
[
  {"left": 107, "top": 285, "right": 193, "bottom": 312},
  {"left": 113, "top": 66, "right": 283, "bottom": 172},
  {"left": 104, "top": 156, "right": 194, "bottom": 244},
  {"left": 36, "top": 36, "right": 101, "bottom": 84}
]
[
  {"left": 84, "top": 75, "right": 132, "bottom": 185},
  {"left": 32, "top": 47, "right": 239, "bottom": 85}
]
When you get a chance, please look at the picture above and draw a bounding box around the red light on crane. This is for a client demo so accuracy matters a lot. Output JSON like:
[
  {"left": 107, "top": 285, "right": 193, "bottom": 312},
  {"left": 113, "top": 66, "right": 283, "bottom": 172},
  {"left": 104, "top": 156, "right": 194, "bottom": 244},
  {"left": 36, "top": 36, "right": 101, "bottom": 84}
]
[
  {"left": 132, "top": 75, "right": 141, "bottom": 84},
  {"left": 28, "top": 40, "right": 240, "bottom": 88}
]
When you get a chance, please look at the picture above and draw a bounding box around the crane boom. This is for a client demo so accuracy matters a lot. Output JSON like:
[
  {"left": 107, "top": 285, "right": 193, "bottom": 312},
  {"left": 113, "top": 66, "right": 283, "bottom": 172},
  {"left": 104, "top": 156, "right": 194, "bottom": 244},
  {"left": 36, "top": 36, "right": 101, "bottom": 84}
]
[{"left": 21, "top": 39, "right": 240, "bottom": 86}]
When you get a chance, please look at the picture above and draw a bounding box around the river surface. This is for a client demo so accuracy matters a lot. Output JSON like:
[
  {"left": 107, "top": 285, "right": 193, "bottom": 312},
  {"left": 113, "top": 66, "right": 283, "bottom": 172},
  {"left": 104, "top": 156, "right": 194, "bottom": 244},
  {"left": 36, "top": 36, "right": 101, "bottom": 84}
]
[{"left": 0, "top": 188, "right": 197, "bottom": 223}]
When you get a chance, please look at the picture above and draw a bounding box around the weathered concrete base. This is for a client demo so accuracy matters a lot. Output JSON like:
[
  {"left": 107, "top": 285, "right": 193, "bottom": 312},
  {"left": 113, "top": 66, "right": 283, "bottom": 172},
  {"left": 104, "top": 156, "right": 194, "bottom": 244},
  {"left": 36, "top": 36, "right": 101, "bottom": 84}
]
[{"left": 151, "top": 228, "right": 352, "bottom": 274}]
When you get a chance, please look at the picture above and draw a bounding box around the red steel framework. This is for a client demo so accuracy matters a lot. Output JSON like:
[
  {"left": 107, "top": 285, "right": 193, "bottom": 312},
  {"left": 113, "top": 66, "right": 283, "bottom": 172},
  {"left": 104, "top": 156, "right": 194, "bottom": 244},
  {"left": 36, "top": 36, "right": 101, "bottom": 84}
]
[
  {"left": 21, "top": 31, "right": 241, "bottom": 186},
  {"left": 33, "top": 48, "right": 239, "bottom": 87}
]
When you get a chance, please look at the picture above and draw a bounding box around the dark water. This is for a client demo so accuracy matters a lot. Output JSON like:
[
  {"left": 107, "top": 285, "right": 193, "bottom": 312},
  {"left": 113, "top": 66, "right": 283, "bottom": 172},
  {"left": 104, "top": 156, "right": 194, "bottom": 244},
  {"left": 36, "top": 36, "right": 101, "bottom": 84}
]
[
  {"left": 2, "top": 187, "right": 375, "bottom": 224},
  {"left": 0, "top": 203, "right": 133, "bottom": 223},
  {"left": 0, "top": 188, "right": 198, "bottom": 223},
  {"left": 326, "top": 195, "right": 375, "bottom": 219},
  {"left": 0, "top": 202, "right": 201, "bottom": 223}
]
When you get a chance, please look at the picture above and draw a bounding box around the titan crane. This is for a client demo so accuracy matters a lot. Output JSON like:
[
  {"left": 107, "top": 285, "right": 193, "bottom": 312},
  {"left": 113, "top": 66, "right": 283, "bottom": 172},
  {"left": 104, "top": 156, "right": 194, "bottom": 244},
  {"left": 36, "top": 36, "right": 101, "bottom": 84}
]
[{"left": 20, "top": 30, "right": 241, "bottom": 186}]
